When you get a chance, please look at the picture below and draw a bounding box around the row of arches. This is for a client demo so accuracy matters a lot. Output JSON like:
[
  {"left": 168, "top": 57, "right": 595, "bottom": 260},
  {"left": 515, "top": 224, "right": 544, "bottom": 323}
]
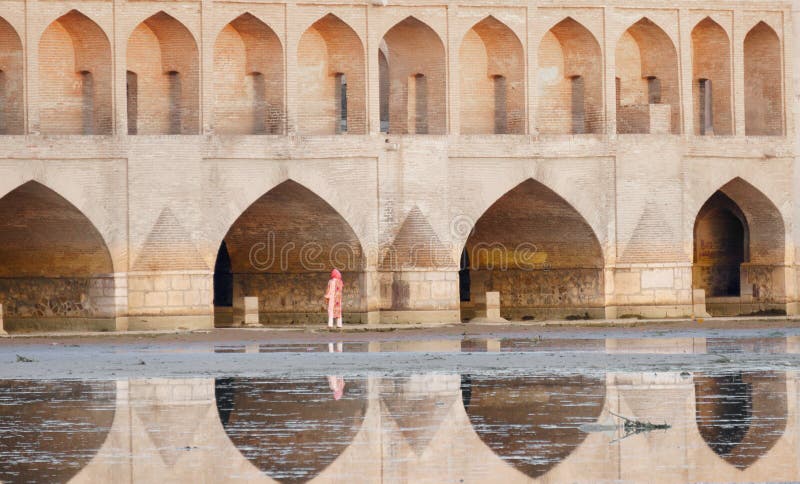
[
  {"left": 0, "top": 12, "right": 784, "bottom": 136},
  {"left": 0, "top": 174, "right": 787, "bottom": 328}
]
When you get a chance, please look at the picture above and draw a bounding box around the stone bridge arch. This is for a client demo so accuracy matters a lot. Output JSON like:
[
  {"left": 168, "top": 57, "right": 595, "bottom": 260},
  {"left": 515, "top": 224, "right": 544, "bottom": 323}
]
[
  {"left": 211, "top": 179, "right": 369, "bottom": 326},
  {"left": 0, "top": 180, "right": 121, "bottom": 330},
  {"left": 459, "top": 177, "right": 606, "bottom": 320},
  {"left": 691, "top": 177, "right": 787, "bottom": 316},
  {"left": 0, "top": 15, "right": 24, "bottom": 134}
]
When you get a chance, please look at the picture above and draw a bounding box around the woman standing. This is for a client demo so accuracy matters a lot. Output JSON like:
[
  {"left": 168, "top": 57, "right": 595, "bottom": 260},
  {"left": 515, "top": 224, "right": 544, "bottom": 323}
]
[{"left": 325, "top": 269, "right": 344, "bottom": 329}]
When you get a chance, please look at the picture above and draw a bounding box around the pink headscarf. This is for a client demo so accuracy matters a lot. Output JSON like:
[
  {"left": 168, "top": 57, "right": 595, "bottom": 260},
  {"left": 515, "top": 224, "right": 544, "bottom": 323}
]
[{"left": 331, "top": 269, "right": 342, "bottom": 280}]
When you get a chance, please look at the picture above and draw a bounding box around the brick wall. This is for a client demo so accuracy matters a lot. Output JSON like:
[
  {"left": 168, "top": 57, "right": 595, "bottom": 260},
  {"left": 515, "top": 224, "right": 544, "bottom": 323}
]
[{"left": 744, "top": 22, "right": 783, "bottom": 136}]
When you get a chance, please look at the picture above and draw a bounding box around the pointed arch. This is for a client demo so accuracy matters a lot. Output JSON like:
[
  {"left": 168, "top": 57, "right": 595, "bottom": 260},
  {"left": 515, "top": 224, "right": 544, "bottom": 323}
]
[
  {"left": 459, "top": 16, "right": 525, "bottom": 134},
  {"left": 744, "top": 21, "right": 783, "bottom": 136},
  {"left": 537, "top": 17, "right": 603, "bottom": 134},
  {"left": 692, "top": 17, "right": 732, "bottom": 135},
  {"left": 39, "top": 10, "right": 112, "bottom": 135},
  {"left": 615, "top": 17, "right": 680, "bottom": 134},
  {"left": 214, "top": 13, "right": 283, "bottom": 135},
  {"left": 0, "top": 181, "right": 117, "bottom": 329},
  {"left": 213, "top": 179, "right": 367, "bottom": 326},
  {"left": 297, "top": 14, "right": 366, "bottom": 135},
  {"left": 461, "top": 178, "right": 604, "bottom": 320},
  {"left": 127, "top": 12, "right": 199, "bottom": 134},
  {"left": 0, "top": 16, "right": 24, "bottom": 134},
  {"left": 692, "top": 177, "right": 786, "bottom": 315},
  {"left": 380, "top": 16, "right": 446, "bottom": 134}
]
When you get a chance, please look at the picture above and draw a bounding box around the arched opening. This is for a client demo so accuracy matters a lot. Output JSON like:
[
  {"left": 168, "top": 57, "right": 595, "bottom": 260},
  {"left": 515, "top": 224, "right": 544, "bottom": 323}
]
[
  {"left": 616, "top": 18, "right": 680, "bottom": 134},
  {"left": 537, "top": 18, "right": 603, "bottom": 135},
  {"left": 213, "top": 13, "right": 283, "bottom": 135},
  {"left": 380, "top": 17, "right": 446, "bottom": 135},
  {"left": 462, "top": 374, "right": 605, "bottom": 479},
  {"left": 744, "top": 22, "right": 783, "bottom": 136},
  {"left": 459, "top": 16, "right": 525, "bottom": 134},
  {"left": 0, "top": 17, "right": 23, "bottom": 134},
  {"left": 39, "top": 11, "right": 112, "bottom": 135},
  {"left": 127, "top": 12, "right": 199, "bottom": 134},
  {"left": 462, "top": 179, "right": 604, "bottom": 321},
  {"left": 215, "top": 377, "right": 367, "bottom": 481},
  {"left": 695, "top": 372, "right": 787, "bottom": 469},
  {"left": 692, "top": 18, "right": 732, "bottom": 136},
  {"left": 298, "top": 14, "right": 365, "bottom": 135},
  {"left": 692, "top": 179, "right": 786, "bottom": 316},
  {"left": 0, "top": 380, "right": 116, "bottom": 482},
  {"left": 0, "top": 182, "right": 116, "bottom": 331},
  {"left": 213, "top": 180, "right": 366, "bottom": 326}
]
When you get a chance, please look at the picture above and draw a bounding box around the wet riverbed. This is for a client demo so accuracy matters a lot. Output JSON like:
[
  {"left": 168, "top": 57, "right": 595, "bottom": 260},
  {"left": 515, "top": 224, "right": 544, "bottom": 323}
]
[{"left": 1, "top": 329, "right": 799, "bottom": 482}]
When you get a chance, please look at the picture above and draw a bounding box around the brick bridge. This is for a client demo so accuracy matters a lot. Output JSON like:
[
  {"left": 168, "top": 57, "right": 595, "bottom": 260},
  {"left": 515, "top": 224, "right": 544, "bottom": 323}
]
[{"left": 0, "top": 0, "right": 799, "bottom": 330}]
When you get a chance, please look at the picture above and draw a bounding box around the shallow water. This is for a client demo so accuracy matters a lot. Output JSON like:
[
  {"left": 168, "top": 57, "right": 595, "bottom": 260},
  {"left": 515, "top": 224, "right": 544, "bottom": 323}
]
[{"left": 1, "top": 334, "right": 799, "bottom": 482}]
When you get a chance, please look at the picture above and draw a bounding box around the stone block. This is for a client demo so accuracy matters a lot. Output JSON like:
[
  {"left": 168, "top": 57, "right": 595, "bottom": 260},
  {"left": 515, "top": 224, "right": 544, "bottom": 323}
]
[
  {"left": 486, "top": 291, "right": 502, "bottom": 320},
  {"left": 0, "top": 304, "right": 5, "bottom": 336},
  {"left": 692, "top": 289, "right": 711, "bottom": 318},
  {"left": 615, "top": 272, "right": 641, "bottom": 294},
  {"left": 641, "top": 269, "right": 674, "bottom": 289},
  {"left": 145, "top": 292, "right": 167, "bottom": 308},
  {"left": 244, "top": 297, "right": 260, "bottom": 327}
]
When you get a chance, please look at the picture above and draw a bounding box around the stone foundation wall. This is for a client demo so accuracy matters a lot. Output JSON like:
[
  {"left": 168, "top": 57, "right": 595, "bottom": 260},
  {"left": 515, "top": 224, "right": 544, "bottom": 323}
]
[
  {"left": 0, "top": 276, "right": 116, "bottom": 319},
  {"left": 231, "top": 272, "right": 367, "bottom": 324},
  {"left": 467, "top": 268, "right": 604, "bottom": 319}
]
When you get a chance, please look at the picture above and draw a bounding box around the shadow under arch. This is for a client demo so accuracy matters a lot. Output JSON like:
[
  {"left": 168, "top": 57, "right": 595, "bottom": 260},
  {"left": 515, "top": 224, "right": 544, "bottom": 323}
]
[
  {"left": 0, "top": 181, "right": 117, "bottom": 331},
  {"left": 213, "top": 179, "right": 367, "bottom": 326},
  {"left": 0, "top": 380, "right": 116, "bottom": 482},
  {"left": 692, "top": 177, "right": 786, "bottom": 316},
  {"left": 214, "top": 377, "right": 368, "bottom": 483},
  {"left": 460, "top": 374, "right": 606, "bottom": 479},
  {"left": 461, "top": 178, "right": 605, "bottom": 321},
  {"left": 694, "top": 372, "right": 788, "bottom": 470}
]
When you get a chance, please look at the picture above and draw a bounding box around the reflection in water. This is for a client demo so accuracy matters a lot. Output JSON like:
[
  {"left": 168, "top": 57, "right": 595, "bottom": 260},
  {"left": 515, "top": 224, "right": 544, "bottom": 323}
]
[
  {"left": 695, "top": 372, "right": 787, "bottom": 469},
  {"left": 0, "top": 369, "right": 794, "bottom": 482},
  {"left": 214, "top": 377, "right": 368, "bottom": 483},
  {"left": 462, "top": 375, "right": 606, "bottom": 478},
  {"left": 0, "top": 380, "right": 116, "bottom": 483}
]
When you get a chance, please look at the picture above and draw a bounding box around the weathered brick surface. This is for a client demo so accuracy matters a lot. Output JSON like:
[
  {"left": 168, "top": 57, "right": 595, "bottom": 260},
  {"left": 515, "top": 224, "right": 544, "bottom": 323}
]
[{"left": 0, "top": 0, "right": 795, "bottom": 328}]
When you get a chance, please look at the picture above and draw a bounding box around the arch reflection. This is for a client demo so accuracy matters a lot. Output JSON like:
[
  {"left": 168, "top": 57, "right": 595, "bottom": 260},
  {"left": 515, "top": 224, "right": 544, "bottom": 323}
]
[
  {"left": 461, "top": 374, "right": 606, "bottom": 478},
  {"left": 695, "top": 371, "right": 787, "bottom": 469},
  {"left": 214, "top": 377, "right": 368, "bottom": 482},
  {"left": 0, "top": 380, "right": 116, "bottom": 482}
]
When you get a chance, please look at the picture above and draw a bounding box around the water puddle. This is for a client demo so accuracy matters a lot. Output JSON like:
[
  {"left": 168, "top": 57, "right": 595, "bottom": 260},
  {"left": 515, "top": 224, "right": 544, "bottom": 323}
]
[{"left": 0, "top": 370, "right": 795, "bottom": 483}]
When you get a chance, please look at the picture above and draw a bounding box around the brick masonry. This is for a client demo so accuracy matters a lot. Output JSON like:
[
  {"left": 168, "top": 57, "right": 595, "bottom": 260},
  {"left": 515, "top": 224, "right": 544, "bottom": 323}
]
[{"left": 0, "top": 0, "right": 797, "bottom": 329}]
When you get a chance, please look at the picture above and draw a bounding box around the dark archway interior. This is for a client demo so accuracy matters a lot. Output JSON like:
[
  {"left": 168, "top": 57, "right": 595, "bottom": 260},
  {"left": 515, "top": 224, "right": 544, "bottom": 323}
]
[
  {"left": 462, "top": 179, "right": 604, "bottom": 321},
  {"left": 693, "top": 191, "right": 748, "bottom": 297},
  {"left": 213, "top": 180, "right": 365, "bottom": 326}
]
